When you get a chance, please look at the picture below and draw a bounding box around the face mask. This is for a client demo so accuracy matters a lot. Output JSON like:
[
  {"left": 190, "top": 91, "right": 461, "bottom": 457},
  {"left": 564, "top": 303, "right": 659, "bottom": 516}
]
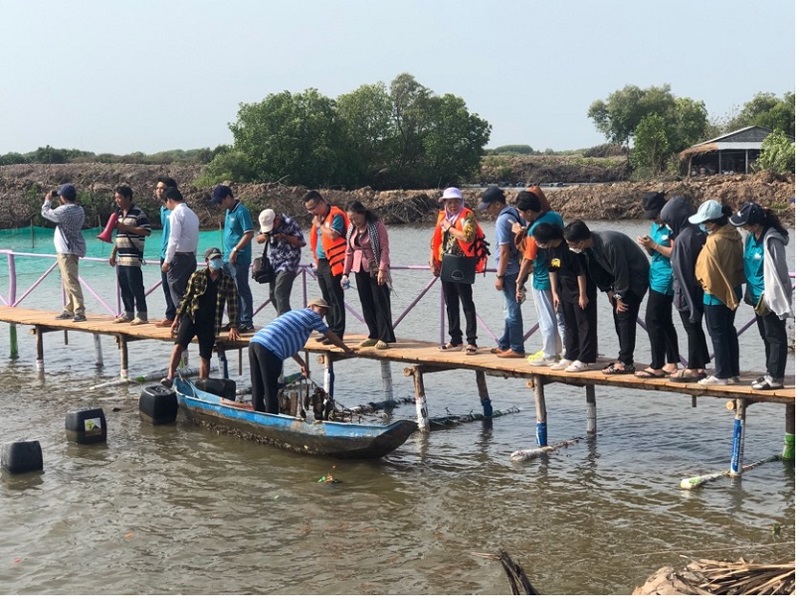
[
  {"left": 698, "top": 224, "right": 707, "bottom": 233},
  {"left": 209, "top": 258, "right": 224, "bottom": 270},
  {"left": 664, "top": 224, "right": 672, "bottom": 233},
  {"left": 568, "top": 246, "right": 583, "bottom": 254}
]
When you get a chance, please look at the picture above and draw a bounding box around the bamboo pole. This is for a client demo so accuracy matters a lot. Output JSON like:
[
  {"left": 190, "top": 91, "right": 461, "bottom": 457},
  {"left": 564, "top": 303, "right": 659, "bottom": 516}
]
[
  {"left": 783, "top": 404, "right": 795, "bottom": 460},
  {"left": 410, "top": 367, "right": 430, "bottom": 432},
  {"left": 585, "top": 384, "right": 596, "bottom": 434},
  {"left": 380, "top": 360, "right": 394, "bottom": 404},
  {"left": 475, "top": 370, "right": 492, "bottom": 417},
  {"left": 533, "top": 375, "right": 547, "bottom": 446},
  {"left": 35, "top": 326, "right": 44, "bottom": 371},
  {"left": 730, "top": 398, "right": 747, "bottom": 476}
]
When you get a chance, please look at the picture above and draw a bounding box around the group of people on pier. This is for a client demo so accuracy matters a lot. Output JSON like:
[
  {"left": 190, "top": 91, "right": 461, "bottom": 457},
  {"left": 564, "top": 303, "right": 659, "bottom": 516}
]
[{"left": 41, "top": 179, "right": 793, "bottom": 414}]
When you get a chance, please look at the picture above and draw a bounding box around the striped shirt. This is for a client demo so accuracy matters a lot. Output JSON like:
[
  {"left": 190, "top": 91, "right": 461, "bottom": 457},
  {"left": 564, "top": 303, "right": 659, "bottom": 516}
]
[
  {"left": 250, "top": 308, "right": 329, "bottom": 360},
  {"left": 114, "top": 204, "right": 151, "bottom": 267}
]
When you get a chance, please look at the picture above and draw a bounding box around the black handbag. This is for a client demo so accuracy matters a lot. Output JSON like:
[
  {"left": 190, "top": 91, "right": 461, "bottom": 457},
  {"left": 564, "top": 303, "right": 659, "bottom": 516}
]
[
  {"left": 251, "top": 245, "right": 275, "bottom": 284},
  {"left": 440, "top": 253, "right": 477, "bottom": 284}
]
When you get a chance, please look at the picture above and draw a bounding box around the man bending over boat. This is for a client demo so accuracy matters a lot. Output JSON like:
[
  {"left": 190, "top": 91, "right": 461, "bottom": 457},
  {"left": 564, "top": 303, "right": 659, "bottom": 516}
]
[
  {"left": 161, "top": 247, "right": 240, "bottom": 387},
  {"left": 248, "top": 298, "right": 354, "bottom": 414}
]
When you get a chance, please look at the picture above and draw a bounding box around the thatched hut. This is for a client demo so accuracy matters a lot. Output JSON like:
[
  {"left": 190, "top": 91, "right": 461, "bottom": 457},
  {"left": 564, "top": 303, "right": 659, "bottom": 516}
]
[{"left": 678, "top": 126, "right": 792, "bottom": 177}]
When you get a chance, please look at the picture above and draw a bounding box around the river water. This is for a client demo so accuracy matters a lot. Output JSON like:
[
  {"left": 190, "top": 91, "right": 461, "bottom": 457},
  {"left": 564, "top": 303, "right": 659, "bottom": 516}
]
[{"left": 0, "top": 221, "right": 794, "bottom": 594}]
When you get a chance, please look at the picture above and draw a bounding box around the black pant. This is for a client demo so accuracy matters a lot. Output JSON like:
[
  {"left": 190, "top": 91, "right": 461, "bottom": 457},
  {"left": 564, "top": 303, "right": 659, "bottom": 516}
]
[
  {"left": 317, "top": 259, "right": 345, "bottom": 337},
  {"left": 562, "top": 295, "right": 597, "bottom": 363},
  {"left": 117, "top": 265, "right": 147, "bottom": 317},
  {"left": 678, "top": 309, "right": 709, "bottom": 370},
  {"left": 160, "top": 258, "right": 176, "bottom": 320},
  {"left": 756, "top": 311, "right": 788, "bottom": 379},
  {"left": 249, "top": 343, "right": 284, "bottom": 414},
  {"left": 354, "top": 270, "right": 396, "bottom": 342},
  {"left": 611, "top": 292, "right": 642, "bottom": 365},
  {"left": 704, "top": 303, "right": 740, "bottom": 378},
  {"left": 645, "top": 289, "right": 680, "bottom": 369},
  {"left": 442, "top": 280, "right": 477, "bottom": 346}
]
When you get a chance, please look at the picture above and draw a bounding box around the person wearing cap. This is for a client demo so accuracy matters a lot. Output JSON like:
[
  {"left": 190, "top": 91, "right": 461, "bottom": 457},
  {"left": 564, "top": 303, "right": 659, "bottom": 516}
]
[
  {"left": 660, "top": 196, "right": 711, "bottom": 383},
  {"left": 563, "top": 219, "right": 650, "bottom": 375},
  {"left": 210, "top": 185, "right": 255, "bottom": 333},
  {"left": 109, "top": 185, "right": 151, "bottom": 325},
  {"left": 255, "top": 208, "right": 305, "bottom": 316},
  {"left": 161, "top": 187, "right": 199, "bottom": 315},
  {"left": 42, "top": 184, "right": 87, "bottom": 322},
  {"left": 634, "top": 192, "right": 680, "bottom": 378},
  {"left": 690, "top": 199, "right": 744, "bottom": 386},
  {"left": 729, "top": 202, "right": 793, "bottom": 390},
  {"left": 341, "top": 201, "right": 395, "bottom": 350},
  {"left": 160, "top": 247, "right": 241, "bottom": 388},
  {"left": 512, "top": 188, "right": 566, "bottom": 366},
  {"left": 304, "top": 190, "right": 350, "bottom": 340},
  {"left": 248, "top": 297, "right": 354, "bottom": 414},
  {"left": 430, "top": 187, "right": 489, "bottom": 355},
  {"left": 155, "top": 176, "right": 179, "bottom": 327},
  {"left": 478, "top": 186, "right": 526, "bottom": 358}
]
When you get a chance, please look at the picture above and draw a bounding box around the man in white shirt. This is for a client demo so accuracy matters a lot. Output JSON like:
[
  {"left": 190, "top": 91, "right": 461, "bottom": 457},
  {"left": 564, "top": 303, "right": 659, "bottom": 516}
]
[{"left": 160, "top": 187, "right": 199, "bottom": 310}]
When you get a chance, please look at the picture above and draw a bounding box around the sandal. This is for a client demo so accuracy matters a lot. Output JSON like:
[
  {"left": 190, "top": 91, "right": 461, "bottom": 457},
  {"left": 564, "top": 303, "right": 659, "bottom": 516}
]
[
  {"left": 440, "top": 342, "right": 463, "bottom": 352},
  {"left": 670, "top": 369, "right": 706, "bottom": 383},
  {"left": 465, "top": 345, "right": 478, "bottom": 356},
  {"left": 602, "top": 362, "right": 634, "bottom": 375},
  {"left": 635, "top": 368, "right": 667, "bottom": 379}
]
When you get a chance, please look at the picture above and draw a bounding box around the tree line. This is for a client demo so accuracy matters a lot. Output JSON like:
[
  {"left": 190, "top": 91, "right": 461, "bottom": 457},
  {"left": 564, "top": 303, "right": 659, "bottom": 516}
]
[{"left": 0, "top": 78, "right": 793, "bottom": 186}]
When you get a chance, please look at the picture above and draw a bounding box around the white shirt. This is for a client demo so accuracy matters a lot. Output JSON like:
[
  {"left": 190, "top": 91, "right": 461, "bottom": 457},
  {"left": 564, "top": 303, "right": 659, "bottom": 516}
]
[{"left": 164, "top": 202, "right": 199, "bottom": 263}]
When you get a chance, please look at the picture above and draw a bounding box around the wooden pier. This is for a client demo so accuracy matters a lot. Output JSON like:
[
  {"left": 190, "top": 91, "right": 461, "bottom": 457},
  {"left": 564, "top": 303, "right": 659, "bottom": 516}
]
[{"left": 0, "top": 306, "right": 794, "bottom": 484}]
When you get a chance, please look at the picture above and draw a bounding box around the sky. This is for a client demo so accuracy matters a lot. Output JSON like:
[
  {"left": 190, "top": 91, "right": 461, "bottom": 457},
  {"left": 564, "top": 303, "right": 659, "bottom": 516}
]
[{"left": 0, "top": 0, "right": 795, "bottom": 155}]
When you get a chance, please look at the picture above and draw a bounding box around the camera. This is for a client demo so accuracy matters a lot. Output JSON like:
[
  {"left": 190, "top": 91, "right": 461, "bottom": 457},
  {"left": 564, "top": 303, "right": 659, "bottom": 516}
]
[{"left": 50, "top": 189, "right": 58, "bottom": 197}]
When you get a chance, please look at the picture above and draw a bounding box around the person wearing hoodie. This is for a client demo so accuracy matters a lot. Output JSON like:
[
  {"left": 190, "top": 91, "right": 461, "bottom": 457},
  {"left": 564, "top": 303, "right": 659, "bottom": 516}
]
[
  {"left": 562, "top": 219, "right": 650, "bottom": 374},
  {"left": 690, "top": 200, "right": 745, "bottom": 386},
  {"left": 729, "top": 202, "right": 793, "bottom": 390},
  {"left": 660, "top": 196, "right": 710, "bottom": 383}
]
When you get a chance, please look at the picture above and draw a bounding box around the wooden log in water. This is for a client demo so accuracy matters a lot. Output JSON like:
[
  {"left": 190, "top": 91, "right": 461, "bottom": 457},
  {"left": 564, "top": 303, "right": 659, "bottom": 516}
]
[
  {"left": 679, "top": 454, "right": 783, "bottom": 489},
  {"left": 510, "top": 435, "right": 588, "bottom": 462},
  {"left": 429, "top": 407, "right": 520, "bottom": 430},
  {"left": 347, "top": 397, "right": 417, "bottom": 414}
]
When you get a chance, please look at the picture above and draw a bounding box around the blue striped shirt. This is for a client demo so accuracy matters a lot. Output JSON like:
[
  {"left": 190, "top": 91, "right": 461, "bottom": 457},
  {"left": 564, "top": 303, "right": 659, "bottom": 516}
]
[{"left": 250, "top": 308, "right": 329, "bottom": 360}]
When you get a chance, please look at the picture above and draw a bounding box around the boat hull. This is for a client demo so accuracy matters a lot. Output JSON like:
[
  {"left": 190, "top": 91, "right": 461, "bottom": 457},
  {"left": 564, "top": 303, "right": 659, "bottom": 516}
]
[{"left": 174, "top": 379, "right": 417, "bottom": 459}]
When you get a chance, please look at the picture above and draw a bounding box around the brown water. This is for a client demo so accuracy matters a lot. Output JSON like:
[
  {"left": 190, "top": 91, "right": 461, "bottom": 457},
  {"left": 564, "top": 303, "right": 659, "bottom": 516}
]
[{"left": 0, "top": 222, "right": 795, "bottom": 594}]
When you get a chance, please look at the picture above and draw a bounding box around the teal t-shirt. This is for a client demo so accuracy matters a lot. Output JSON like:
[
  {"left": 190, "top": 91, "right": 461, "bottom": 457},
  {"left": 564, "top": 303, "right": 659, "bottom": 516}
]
[
  {"left": 531, "top": 210, "right": 564, "bottom": 290},
  {"left": 703, "top": 286, "right": 742, "bottom": 306},
  {"left": 743, "top": 232, "right": 765, "bottom": 302},
  {"left": 159, "top": 205, "right": 171, "bottom": 259},
  {"left": 223, "top": 201, "right": 254, "bottom": 264},
  {"left": 648, "top": 222, "right": 673, "bottom": 295},
  {"left": 315, "top": 213, "right": 345, "bottom": 260}
]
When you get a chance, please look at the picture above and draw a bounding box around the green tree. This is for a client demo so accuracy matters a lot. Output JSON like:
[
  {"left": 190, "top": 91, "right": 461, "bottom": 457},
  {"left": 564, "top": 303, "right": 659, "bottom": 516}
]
[
  {"left": 389, "top": 73, "right": 432, "bottom": 172},
  {"left": 493, "top": 145, "right": 534, "bottom": 155},
  {"left": 631, "top": 113, "right": 671, "bottom": 176},
  {"left": 727, "top": 92, "right": 795, "bottom": 136},
  {"left": 754, "top": 131, "right": 795, "bottom": 173},
  {"left": 336, "top": 83, "right": 394, "bottom": 184}
]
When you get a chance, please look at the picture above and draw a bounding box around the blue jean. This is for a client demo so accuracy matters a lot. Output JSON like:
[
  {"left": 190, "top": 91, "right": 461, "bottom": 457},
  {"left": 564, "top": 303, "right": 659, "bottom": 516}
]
[
  {"left": 224, "top": 261, "right": 253, "bottom": 328},
  {"left": 497, "top": 273, "right": 524, "bottom": 354}
]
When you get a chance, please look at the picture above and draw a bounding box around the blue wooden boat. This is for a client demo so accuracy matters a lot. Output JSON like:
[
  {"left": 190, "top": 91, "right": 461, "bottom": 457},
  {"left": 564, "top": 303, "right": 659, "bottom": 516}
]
[{"left": 174, "top": 378, "right": 418, "bottom": 459}]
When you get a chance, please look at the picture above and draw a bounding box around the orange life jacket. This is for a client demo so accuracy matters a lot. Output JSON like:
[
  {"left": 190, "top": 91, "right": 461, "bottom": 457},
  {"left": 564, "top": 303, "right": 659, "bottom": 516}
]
[
  {"left": 430, "top": 207, "right": 490, "bottom": 273},
  {"left": 310, "top": 205, "right": 350, "bottom": 276}
]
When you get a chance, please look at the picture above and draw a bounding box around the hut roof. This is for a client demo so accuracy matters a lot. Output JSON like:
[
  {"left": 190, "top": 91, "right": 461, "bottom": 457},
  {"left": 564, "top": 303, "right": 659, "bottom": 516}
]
[{"left": 678, "top": 126, "right": 794, "bottom": 160}]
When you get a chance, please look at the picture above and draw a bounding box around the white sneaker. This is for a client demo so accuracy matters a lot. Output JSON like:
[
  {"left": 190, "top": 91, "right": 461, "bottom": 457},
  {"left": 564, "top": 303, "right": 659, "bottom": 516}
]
[
  {"left": 550, "top": 358, "right": 572, "bottom": 370},
  {"left": 528, "top": 354, "right": 559, "bottom": 367},
  {"left": 698, "top": 375, "right": 735, "bottom": 386},
  {"left": 565, "top": 360, "right": 591, "bottom": 372}
]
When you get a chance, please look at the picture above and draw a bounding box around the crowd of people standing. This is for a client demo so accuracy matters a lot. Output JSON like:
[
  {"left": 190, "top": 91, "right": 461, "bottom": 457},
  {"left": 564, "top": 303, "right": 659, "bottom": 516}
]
[{"left": 41, "top": 180, "right": 793, "bottom": 412}]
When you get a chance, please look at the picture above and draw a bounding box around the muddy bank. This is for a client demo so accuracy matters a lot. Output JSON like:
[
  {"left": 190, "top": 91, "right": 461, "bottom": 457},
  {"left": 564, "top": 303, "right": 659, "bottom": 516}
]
[{"left": 0, "top": 164, "right": 793, "bottom": 230}]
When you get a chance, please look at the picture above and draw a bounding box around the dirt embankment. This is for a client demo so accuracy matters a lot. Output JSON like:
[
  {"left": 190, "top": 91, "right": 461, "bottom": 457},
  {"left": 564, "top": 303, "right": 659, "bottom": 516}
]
[{"left": 0, "top": 163, "right": 794, "bottom": 230}]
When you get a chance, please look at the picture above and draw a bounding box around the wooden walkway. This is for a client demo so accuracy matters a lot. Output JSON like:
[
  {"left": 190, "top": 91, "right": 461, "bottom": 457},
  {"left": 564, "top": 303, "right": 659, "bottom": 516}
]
[{"left": 0, "top": 306, "right": 792, "bottom": 406}]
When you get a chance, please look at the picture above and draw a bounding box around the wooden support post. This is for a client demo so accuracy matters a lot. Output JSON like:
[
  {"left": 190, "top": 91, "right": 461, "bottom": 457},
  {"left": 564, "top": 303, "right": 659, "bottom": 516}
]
[
  {"left": 475, "top": 370, "right": 492, "bottom": 417},
  {"left": 323, "top": 352, "right": 335, "bottom": 399},
  {"left": 783, "top": 404, "right": 795, "bottom": 460},
  {"left": 118, "top": 334, "right": 129, "bottom": 380},
  {"left": 533, "top": 375, "right": 547, "bottom": 447},
  {"left": 411, "top": 367, "right": 430, "bottom": 432},
  {"left": 729, "top": 398, "right": 747, "bottom": 476},
  {"left": 380, "top": 360, "right": 394, "bottom": 404},
  {"left": 585, "top": 384, "right": 596, "bottom": 435},
  {"left": 238, "top": 347, "right": 243, "bottom": 376},
  {"left": 93, "top": 334, "right": 103, "bottom": 367},
  {"left": 9, "top": 324, "right": 17, "bottom": 359},
  {"left": 35, "top": 327, "right": 44, "bottom": 371},
  {"left": 216, "top": 344, "right": 229, "bottom": 379}
]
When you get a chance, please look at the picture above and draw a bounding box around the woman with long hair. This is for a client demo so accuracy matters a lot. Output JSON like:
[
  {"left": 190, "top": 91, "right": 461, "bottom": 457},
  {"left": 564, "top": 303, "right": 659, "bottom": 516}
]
[
  {"left": 729, "top": 202, "right": 793, "bottom": 390},
  {"left": 341, "top": 201, "right": 395, "bottom": 349},
  {"left": 689, "top": 200, "right": 745, "bottom": 386}
]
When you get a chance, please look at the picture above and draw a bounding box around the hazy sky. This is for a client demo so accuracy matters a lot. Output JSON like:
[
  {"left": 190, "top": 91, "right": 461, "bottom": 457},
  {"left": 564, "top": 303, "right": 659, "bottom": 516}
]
[{"left": 1, "top": 0, "right": 795, "bottom": 155}]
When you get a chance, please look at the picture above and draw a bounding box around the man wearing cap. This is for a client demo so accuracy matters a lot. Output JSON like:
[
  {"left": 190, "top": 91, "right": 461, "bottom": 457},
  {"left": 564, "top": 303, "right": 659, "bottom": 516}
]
[
  {"left": 256, "top": 208, "right": 305, "bottom": 316},
  {"left": 248, "top": 297, "right": 354, "bottom": 414},
  {"left": 155, "top": 176, "right": 179, "bottom": 327},
  {"left": 211, "top": 185, "right": 255, "bottom": 333},
  {"left": 634, "top": 192, "right": 680, "bottom": 378},
  {"left": 42, "top": 184, "right": 87, "bottom": 322},
  {"left": 161, "top": 187, "right": 199, "bottom": 314},
  {"left": 109, "top": 185, "right": 151, "bottom": 325},
  {"left": 161, "top": 247, "right": 240, "bottom": 388},
  {"left": 478, "top": 186, "right": 526, "bottom": 358},
  {"left": 304, "top": 190, "right": 350, "bottom": 340}
]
